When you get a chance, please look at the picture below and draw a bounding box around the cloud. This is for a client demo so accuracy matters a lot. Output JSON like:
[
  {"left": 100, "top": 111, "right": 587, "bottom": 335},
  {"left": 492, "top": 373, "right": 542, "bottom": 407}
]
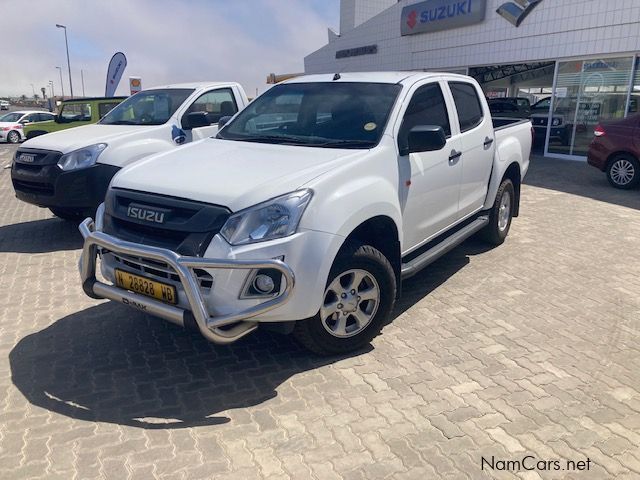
[{"left": 0, "top": 0, "right": 338, "bottom": 98}]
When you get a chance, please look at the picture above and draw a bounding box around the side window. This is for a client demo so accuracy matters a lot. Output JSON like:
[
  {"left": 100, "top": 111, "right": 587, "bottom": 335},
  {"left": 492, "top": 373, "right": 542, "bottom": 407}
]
[
  {"left": 27, "top": 114, "right": 40, "bottom": 123},
  {"left": 449, "top": 82, "right": 484, "bottom": 132},
  {"left": 60, "top": 103, "right": 92, "bottom": 121},
  {"left": 98, "top": 102, "right": 119, "bottom": 119},
  {"left": 186, "top": 88, "right": 238, "bottom": 124},
  {"left": 37, "top": 113, "right": 53, "bottom": 122},
  {"left": 401, "top": 83, "right": 451, "bottom": 138}
]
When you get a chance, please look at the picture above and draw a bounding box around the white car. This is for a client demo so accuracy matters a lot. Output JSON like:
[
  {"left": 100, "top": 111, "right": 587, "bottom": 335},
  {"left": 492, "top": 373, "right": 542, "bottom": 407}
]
[
  {"left": 12, "top": 82, "right": 249, "bottom": 220},
  {"left": 79, "top": 72, "right": 532, "bottom": 355},
  {"left": 0, "top": 100, "right": 10, "bottom": 110},
  {"left": 0, "top": 110, "right": 55, "bottom": 143}
]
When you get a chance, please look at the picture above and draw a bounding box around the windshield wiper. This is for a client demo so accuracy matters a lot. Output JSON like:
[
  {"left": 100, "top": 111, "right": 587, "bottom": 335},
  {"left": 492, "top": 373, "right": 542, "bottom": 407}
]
[
  {"left": 234, "top": 134, "right": 308, "bottom": 145},
  {"left": 102, "top": 120, "right": 138, "bottom": 125},
  {"left": 308, "top": 139, "right": 375, "bottom": 148}
]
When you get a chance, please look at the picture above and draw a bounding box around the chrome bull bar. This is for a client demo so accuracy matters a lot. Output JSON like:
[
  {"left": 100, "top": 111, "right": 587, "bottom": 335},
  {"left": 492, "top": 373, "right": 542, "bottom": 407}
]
[{"left": 78, "top": 218, "right": 295, "bottom": 344}]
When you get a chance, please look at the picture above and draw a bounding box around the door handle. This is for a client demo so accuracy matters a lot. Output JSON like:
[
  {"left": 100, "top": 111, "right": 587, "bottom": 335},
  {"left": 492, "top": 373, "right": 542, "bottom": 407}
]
[
  {"left": 448, "top": 150, "right": 462, "bottom": 163},
  {"left": 484, "top": 137, "right": 494, "bottom": 147}
]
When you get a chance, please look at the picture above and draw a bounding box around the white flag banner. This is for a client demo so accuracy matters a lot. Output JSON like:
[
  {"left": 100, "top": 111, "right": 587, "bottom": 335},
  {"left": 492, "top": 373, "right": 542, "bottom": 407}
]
[{"left": 105, "top": 52, "right": 127, "bottom": 97}]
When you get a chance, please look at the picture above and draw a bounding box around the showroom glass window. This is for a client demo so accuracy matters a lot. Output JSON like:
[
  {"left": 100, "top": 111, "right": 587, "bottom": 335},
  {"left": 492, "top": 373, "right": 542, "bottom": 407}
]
[{"left": 548, "top": 57, "right": 635, "bottom": 157}]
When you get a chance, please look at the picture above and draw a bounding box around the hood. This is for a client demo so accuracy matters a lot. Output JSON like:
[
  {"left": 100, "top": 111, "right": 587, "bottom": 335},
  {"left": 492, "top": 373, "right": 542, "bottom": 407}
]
[
  {"left": 112, "top": 138, "right": 367, "bottom": 211},
  {"left": 21, "top": 124, "right": 159, "bottom": 153}
]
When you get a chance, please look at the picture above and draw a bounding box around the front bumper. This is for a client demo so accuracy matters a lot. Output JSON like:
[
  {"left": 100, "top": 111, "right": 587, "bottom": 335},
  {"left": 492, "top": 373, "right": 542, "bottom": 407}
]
[
  {"left": 79, "top": 218, "right": 296, "bottom": 344},
  {"left": 12, "top": 159, "right": 120, "bottom": 211}
]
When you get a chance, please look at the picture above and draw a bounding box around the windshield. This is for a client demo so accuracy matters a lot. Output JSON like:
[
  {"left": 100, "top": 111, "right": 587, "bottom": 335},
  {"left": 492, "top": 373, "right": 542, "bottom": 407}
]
[
  {"left": 100, "top": 88, "right": 194, "bottom": 126},
  {"left": 0, "top": 112, "right": 23, "bottom": 122},
  {"left": 218, "top": 82, "right": 401, "bottom": 148}
]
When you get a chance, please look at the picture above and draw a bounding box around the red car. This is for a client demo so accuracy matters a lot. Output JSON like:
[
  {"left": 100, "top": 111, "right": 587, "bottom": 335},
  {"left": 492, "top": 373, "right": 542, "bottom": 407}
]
[{"left": 588, "top": 114, "right": 640, "bottom": 189}]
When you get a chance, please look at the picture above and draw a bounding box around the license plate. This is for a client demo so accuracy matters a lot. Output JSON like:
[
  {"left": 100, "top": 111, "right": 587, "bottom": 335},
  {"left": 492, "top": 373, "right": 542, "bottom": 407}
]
[{"left": 114, "top": 269, "right": 177, "bottom": 304}]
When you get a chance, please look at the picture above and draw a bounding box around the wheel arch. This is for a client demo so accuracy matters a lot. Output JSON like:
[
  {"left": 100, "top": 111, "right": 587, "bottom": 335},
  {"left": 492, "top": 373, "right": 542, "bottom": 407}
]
[
  {"left": 606, "top": 150, "right": 638, "bottom": 168},
  {"left": 502, "top": 162, "right": 522, "bottom": 217},
  {"left": 337, "top": 215, "right": 401, "bottom": 298}
]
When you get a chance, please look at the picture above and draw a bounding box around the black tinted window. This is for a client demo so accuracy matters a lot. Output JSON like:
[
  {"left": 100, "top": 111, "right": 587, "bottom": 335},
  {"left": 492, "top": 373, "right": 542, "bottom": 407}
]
[
  {"left": 449, "top": 82, "right": 484, "bottom": 132},
  {"left": 401, "top": 83, "right": 450, "bottom": 137},
  {"left": 37, "top": 113, "right": 53, "bottom": 122}
]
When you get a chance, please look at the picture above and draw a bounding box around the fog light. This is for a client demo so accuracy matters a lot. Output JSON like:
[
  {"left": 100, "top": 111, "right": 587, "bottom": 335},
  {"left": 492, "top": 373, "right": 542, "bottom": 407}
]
[{"left": 253, "top": 274, "right": 275, "bottom": 294}]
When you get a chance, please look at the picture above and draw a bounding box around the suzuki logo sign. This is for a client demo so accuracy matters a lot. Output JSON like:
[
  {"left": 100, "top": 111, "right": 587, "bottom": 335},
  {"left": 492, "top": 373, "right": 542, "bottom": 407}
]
[
  {"left": 496, "top": 0, "right": 543, "bottom": 27},
  {"left": 401, "top": 0, "right": 487, "bottom": 36}
]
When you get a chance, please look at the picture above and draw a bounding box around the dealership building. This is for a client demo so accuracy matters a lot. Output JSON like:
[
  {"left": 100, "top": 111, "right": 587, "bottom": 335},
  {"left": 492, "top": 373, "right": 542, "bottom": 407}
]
[{"left": 305, "top": 0, "right": 640, "bottom": 160}]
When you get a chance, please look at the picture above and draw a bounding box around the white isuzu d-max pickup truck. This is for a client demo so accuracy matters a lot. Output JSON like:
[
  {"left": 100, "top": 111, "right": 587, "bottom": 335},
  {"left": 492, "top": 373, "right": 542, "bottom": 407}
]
[
  {"left": 78, "top": 72, "right": 532, "bottom": 355},
  {"left": 11, "top": 82, "right": 248, "bottom": 220}
]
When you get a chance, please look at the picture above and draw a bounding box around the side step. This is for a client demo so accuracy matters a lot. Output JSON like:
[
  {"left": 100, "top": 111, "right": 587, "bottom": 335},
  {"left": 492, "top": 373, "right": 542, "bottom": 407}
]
[{"left": 401, "top": 215, "right": 489, "bottom": 279}]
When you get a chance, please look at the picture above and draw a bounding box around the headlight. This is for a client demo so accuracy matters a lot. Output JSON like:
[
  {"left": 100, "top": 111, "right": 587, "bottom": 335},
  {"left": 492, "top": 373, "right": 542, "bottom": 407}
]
[
  {"left": 551, "top": 118, "right": 561, "bottom": 126},
  {"left": 57, "top": 143, "right": 107, "bottom": 171},
  {"left": 220, "top": 189, "right": 313, "bottom": 245}
]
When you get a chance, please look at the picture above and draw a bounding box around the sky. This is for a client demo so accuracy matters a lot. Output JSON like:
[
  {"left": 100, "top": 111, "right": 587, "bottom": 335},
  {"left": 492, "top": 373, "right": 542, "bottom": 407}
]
[{"left": 0, "top": 0, "right": 339, "bottom": 98}]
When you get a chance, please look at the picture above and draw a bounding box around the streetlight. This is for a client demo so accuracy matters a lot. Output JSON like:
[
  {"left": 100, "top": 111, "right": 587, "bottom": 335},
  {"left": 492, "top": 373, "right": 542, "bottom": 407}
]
[
  {"left": 55, "top": 24, "right": 73, "bottom": 98},
  {"left": 80, "top": 69, "right": 86, "bottom": 97},
  {"left": 30, "top": 83, "right": 35, "bottom": 98},
  {"left": 48, "top": 80, "right": 55, "bottom": 98},
  {"left": 56, "top": 66, "right": 65, "bottom": 98}
]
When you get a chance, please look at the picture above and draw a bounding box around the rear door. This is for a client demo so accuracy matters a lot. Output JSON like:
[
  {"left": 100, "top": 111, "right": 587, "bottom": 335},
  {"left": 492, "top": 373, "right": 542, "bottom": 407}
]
[
  {"left": 446, "top": 81, "right": 495, "bottom": 217},
  {"left": 183, "top": 88, "right": 239, "bottom": 141},
  {"left": 398, "top": 80, "right": 464, "bottom": 252}
]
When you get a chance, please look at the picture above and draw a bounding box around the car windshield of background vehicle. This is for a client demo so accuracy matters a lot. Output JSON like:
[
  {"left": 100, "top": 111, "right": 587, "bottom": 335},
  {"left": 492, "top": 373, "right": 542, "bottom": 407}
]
[
  {"left": 60, "top": 103, "right": 92, "bottom": 122},
  {"left": 100, "top": 89, "right": 194, "bottom": 126},
  {"left": 218, "top": 82, "right": 402, "bottom": 148},
  {"left": 0, "top": 112, "right": 22, "bottom": 122}
]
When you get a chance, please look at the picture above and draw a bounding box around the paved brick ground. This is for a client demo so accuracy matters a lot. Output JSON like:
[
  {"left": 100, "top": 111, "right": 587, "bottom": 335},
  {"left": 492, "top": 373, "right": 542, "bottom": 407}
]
[{"left": 1, "top": 144, "right": 639, "bottom": 479}]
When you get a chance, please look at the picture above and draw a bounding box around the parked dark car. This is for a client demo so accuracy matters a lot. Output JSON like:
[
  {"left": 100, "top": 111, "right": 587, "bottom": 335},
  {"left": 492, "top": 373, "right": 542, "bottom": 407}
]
[
  {"left": 587, "top": 114, "right": 640, "bottom": 189},
  {"left": 487, "top": 97, "right": 531, "bottom": 118}
]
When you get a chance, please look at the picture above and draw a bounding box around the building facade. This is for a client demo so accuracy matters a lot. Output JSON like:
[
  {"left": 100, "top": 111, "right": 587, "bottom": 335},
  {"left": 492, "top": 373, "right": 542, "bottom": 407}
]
[{"left": 305, "top": 0, "right": 640, "bottom": 159}]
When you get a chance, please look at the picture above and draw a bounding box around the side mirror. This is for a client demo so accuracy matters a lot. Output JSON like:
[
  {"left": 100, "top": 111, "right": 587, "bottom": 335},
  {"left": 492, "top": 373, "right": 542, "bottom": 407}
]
[
  {"left": 218, "top": 116, "right": 232, "bottom": 129},
  {"left": 398, "top": 125, "right": 447, "bottom": 156},
  {"left": 20, "top": 120, "right": 30, "bottom": 125},
  {"left": 182, "top": 112, "right": 210, "bottom": 130}
]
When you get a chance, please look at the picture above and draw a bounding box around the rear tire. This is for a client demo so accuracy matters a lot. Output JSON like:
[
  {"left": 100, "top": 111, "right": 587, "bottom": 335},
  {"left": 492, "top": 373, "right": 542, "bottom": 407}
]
[
  {"left": 49, "top": 207, "right": 92, "bottom": 221},
  {"left": 606, "top": 154, "right": 640, "bottom": 190},
  {"left": 7, "top": 130, "right": 21, "bottom": 144},
  {"left": 293, "top": 241, "right": 396, "bottom": 356},
  {"left": 479, "top": 178, "right": 515, "bottom": 246}
]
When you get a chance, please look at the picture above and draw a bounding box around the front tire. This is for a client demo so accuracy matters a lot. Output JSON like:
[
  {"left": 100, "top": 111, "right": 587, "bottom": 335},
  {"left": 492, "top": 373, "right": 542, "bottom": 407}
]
[
  {"left": 479, "top": 178, "right": 515, "bottom": 246},
  {"left": 7, "top": 130, "right": 21, "bottom": 144},
  {"left": 293, "top": 242, "right": 396, "bottom": 356},
  {"left": 606, "top": 154, "right": 640, "bottom": 189}
]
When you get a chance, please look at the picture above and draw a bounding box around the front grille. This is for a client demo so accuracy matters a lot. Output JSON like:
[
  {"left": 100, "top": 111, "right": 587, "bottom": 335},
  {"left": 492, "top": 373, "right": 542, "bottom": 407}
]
[
  {"left": 103, "top": 188, "right": 231, "bottom": 257},
  {"left": 108, "top": 251, "right": 214, "bottom": 290},
  {"left": 14, "top": 148, "right": 62, "bottom": 166}
]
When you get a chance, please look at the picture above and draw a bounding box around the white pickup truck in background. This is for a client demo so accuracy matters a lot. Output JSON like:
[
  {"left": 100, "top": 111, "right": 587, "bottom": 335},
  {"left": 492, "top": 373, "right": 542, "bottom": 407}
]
[
  {"left": 11, "top": 82, "right": 249, "bottom": 220},
  {"left": 79, "top": 72, "right": 532, "bottom": 355}
]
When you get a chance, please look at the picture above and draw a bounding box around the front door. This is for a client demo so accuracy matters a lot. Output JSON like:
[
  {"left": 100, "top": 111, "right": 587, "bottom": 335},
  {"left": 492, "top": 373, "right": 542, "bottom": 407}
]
[{"left": 398, "top": 81, "right": 463, "bottom": 253}]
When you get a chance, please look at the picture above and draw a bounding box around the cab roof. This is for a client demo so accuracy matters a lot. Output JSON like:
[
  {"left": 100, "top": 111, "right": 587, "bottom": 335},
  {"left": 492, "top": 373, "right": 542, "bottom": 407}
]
[
  {"left": 148, "top": 82, "right": 238, "bottom": 90},
  {"left": 282, "top": 71, "right": 472, "bottom": 85}
]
